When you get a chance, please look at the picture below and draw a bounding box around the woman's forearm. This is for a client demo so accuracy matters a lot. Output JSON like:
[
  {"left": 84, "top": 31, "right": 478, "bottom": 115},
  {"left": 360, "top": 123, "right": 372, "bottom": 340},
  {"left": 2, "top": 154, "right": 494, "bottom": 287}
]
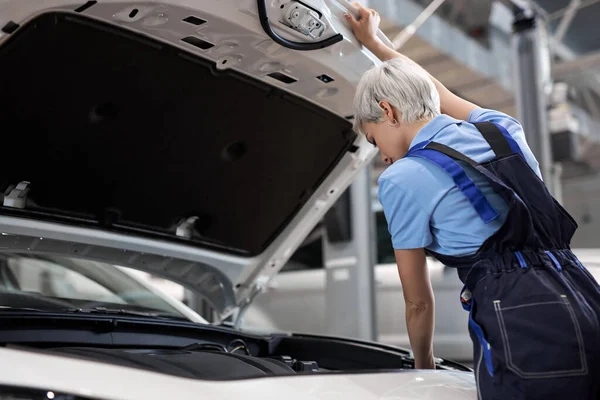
[
  {"left": 394, "top": 249, "right": 436, "bottom": 370},
  {"left": 406, "top": 300, "right": 435, "bottom": 369},
  {"left": 362, "top": 37, "right": 406, "bottom": 62}
]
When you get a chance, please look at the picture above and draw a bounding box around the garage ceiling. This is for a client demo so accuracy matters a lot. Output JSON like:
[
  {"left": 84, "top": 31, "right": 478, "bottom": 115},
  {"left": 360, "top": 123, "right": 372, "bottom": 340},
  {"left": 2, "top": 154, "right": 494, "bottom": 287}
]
[
  {"left": 535, "top": 0, "right": 600, "bottom": 54},
  {"left": 370, "top": 0, "right": 600, "bottom": 182}
]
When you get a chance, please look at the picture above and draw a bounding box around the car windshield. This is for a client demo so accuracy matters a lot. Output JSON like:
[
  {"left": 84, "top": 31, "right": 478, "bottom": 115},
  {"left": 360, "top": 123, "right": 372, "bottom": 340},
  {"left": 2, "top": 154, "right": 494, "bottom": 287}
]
[{"left": 0, "top": 253, "right": 192, "bottom": 320}]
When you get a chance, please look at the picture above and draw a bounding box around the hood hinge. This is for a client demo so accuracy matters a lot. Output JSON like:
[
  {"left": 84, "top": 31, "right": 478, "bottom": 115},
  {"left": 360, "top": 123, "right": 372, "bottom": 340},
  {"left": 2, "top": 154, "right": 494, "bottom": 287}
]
[{"left": 3, "top": 181, "right": 30, "bottom": 209}]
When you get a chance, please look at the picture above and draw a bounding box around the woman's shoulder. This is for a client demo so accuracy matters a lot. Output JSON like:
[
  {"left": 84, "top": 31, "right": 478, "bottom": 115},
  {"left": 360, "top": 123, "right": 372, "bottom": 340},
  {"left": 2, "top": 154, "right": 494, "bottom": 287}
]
[{"left": 377, "top": 156, "right": 455, "bottom": 203}]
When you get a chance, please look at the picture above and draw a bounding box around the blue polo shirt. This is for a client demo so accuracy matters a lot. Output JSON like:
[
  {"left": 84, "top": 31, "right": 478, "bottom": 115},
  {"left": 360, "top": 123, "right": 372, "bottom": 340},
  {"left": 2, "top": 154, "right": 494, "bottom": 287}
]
[{"left": 377, "top": 108, "right": 542, "bottom": 256}]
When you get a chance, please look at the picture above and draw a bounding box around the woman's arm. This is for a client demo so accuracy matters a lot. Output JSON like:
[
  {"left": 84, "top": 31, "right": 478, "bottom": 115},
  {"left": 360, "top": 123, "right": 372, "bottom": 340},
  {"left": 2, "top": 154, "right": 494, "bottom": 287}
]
[
  {"left": 394, "top": 248, "right": 435, "bottom": 369},
  {"left": 345, "top": 3, "right": 480, "bottom": 121}
]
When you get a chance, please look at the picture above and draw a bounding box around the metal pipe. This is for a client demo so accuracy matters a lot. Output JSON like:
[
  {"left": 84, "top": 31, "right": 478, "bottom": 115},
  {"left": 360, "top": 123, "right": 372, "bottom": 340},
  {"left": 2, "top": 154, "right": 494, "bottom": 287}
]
[
  {"left": 548, "top": 0, "right": 600, "bottom": 20},
  {"left": 553, "top": 50, "right": 600, "bottom": 79},
  {"left": 582, "top": 87, "right": 600, "bottom": 120},
  {"left": 392, "top": 0, "right": 447, "bottom": 50},
  {"left": 553, "top": 0, "right": 581, "bottom": 42},
  {"left": 512, "top": 14, "right": 556, "bottom": 194},
  {"left": 496, "top": 0, "right": 532, "bottom": 16}
]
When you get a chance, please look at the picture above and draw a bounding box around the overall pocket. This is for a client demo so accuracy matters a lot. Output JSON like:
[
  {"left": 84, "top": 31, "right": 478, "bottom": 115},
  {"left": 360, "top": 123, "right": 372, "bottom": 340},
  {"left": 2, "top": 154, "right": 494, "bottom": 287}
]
[{"left": 493, "top": 295, "right": 587, "bottom": 379}]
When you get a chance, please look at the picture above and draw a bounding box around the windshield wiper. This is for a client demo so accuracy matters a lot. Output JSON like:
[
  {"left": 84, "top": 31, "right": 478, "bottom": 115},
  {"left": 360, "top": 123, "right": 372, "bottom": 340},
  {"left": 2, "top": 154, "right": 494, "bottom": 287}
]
[{"left": 64, "top": 307, "right": 188, "bottom": 320}]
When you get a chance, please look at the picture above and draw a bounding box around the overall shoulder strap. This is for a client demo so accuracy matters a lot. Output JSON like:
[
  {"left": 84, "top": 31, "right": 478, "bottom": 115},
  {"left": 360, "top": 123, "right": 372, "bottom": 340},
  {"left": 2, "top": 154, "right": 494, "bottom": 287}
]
[
  {"left": 406, "top": 142, "right": 500, "bottom": 224},
  {"left": 472, "top": 121, "right": 525, "bottom": 159}
]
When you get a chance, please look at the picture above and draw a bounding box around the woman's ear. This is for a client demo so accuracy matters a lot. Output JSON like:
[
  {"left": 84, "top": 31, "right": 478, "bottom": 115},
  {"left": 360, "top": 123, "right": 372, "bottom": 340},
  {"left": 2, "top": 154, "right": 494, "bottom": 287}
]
[{"left": 378, "top": 100, "right": 396, "bottom": 123}]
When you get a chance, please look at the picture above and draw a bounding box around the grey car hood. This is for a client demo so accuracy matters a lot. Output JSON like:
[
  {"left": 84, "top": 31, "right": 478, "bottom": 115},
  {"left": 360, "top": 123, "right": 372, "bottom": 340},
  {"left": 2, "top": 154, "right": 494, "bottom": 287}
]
[{"left": 0, "top": 0, "right": 387, "bottom": 322}]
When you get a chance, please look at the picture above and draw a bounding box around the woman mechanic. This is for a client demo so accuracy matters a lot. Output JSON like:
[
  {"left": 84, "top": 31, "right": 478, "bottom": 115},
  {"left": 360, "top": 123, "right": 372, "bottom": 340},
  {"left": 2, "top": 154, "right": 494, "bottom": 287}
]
[{"left": 345, "top": 3, "right": 600, "bottom": 399}]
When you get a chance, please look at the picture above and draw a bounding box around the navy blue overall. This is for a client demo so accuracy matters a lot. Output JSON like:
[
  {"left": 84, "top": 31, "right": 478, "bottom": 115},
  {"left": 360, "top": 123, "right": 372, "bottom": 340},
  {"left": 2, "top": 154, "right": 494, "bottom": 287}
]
[{"left": 404, "top": 122, "right": 600, "bottom": 399}]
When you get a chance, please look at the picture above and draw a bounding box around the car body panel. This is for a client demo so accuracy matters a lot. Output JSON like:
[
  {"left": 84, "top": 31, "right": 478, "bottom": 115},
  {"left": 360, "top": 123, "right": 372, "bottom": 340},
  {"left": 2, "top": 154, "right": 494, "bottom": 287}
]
[{"left": 0, "top": 347, "right": 476, "bottom": 400}]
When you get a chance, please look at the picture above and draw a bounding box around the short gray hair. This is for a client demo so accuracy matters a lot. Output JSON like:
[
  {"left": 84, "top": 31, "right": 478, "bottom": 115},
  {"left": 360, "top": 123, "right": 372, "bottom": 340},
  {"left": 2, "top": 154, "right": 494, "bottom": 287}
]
[{"left": 352, "top": 57, "right": 441, "bottom": 135}]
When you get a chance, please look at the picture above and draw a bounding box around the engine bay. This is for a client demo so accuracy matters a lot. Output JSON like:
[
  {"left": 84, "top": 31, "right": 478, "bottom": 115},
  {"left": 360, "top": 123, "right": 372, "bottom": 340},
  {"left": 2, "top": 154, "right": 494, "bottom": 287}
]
[
  {"left": 0, "top": 312, "right": 471, "bottom": 379},
  {"left": 36, "top": 343, "right": 321, "bottom": 380}
]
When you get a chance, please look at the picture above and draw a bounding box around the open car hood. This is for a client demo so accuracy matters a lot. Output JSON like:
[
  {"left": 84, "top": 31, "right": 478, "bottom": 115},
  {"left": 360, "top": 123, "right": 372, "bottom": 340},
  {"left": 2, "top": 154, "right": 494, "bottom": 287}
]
[{"left": 0, "top": 0, "right": 387, "bottom": 322}]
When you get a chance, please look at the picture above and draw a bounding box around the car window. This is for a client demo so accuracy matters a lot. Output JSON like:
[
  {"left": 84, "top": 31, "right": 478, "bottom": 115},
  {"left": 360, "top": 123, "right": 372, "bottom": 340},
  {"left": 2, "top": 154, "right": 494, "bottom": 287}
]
[
  {"left": 7, "top": 258, "right": 126, "bottom": 303},
  {"left": 0, "top": 255, "right": 189, "bottom": 319},
  {"left": 281, "top": 239, "right": 323, "bottom": 272}
]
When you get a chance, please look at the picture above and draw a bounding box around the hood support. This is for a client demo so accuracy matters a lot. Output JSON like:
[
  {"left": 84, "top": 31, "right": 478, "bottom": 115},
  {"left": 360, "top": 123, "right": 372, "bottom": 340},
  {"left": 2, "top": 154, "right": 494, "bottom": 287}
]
[{"left": 232, "top": 284, "right": 264, "bottom": 330}]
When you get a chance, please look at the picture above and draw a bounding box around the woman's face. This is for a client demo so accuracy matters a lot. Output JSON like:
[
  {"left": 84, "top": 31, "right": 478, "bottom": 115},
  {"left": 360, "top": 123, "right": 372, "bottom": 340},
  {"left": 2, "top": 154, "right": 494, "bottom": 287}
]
[{"left": 362, "top": 102, "right": 408, "bottom": 164}]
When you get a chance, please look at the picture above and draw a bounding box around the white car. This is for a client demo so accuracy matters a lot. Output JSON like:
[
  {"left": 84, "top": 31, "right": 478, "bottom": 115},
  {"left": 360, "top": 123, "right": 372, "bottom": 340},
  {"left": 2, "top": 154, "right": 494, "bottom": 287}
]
[
  {"left": 0, "top": 0, "right": 476, "bottom": 398},
  {"left": 243, "top": 208, "right": 600, "bottom": 362}
]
